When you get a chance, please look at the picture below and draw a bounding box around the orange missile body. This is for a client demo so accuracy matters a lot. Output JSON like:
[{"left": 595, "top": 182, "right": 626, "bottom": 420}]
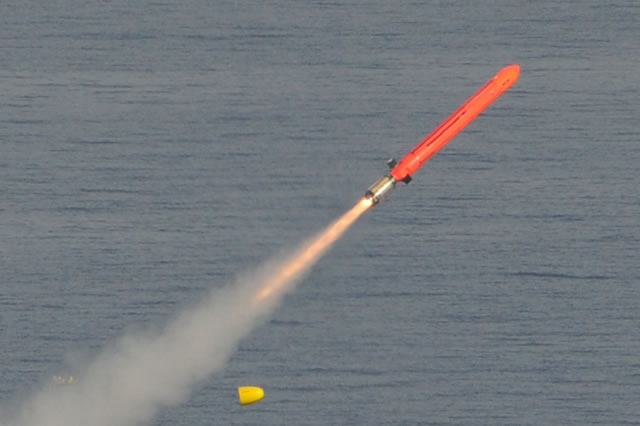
[
  {"left": 365, "top": 64, "right": 520, "bottom": 205},
  {"left": 390, "top": 64, "right": 520, "bottom": 182}
]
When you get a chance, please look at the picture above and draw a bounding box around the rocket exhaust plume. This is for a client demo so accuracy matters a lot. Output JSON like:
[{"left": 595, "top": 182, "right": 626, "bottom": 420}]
[
  {"left": 255, "top": 198, "right": 371, "bottom": 302},
  {"left": 2, "top": 199, "right": 372, "bottom": 426}
]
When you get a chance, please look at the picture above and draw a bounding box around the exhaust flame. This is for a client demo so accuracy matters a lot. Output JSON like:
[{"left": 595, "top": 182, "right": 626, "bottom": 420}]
[{"left": 254, "top": 198, "right": 371, "bottom": 302}]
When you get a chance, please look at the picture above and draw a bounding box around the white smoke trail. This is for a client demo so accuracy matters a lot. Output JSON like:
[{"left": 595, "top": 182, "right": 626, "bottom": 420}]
[
  {"left": 1, "top": 198, "right": 370, "bottom": 426},
  {"left": 1, "top": 244, "right": 315, "bottom": 426}
]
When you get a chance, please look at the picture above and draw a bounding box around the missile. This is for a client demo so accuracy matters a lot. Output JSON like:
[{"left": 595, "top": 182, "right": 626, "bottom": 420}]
[{"left": 364, "top": 64, "right": 520, "bottom": 205}]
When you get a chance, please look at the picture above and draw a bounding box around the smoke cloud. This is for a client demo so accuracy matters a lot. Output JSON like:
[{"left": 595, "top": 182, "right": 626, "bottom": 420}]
[
  {"left": 2, "top": 247, "right": 308, "bottom": 426},
  {"left": 2, "top": 200, "right": 369, "bottom": 426},
  {"left": 0, "top": 199, "right": 371, "bottom": 426}
]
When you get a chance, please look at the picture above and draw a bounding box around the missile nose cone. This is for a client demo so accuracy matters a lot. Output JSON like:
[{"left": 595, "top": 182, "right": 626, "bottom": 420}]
[
  {"left": 238, "top": 386, "right": 265, "bottom": 405},
  {"left": 495, "top": 64, "right": 521, "bottom": 92}
]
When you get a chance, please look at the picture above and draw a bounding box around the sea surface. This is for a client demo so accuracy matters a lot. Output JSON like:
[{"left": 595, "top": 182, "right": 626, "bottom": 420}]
[{"left": 2, "top": 1, "right": 639, "bottom": 425}]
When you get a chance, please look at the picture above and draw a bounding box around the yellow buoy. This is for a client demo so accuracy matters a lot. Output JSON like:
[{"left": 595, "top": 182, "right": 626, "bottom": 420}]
[{"left": 237, "top": 386, "right": 264, "bottom": 405}]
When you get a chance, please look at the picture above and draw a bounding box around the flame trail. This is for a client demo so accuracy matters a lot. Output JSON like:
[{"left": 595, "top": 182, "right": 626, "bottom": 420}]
[
  {"left": 255, "top": 198, "right": 371, "bottom": 303},
  {"left": 3, "top": 199, "right": 371, "bottom": 426}
]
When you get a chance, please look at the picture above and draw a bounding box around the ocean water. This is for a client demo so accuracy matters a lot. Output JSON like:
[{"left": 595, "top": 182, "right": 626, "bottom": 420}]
[{"left": 1, "top": 1, "right": 639, "bottom": 425}]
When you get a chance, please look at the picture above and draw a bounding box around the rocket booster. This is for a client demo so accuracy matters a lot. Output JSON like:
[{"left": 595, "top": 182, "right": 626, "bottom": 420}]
[{"left": 365, "top": 64, "right": 520, "bottom": 205}]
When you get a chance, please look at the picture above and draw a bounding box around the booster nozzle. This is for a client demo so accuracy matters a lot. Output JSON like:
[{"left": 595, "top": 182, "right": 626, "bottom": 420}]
[{"left": 364, "top": 174, "right": 397, "bottom": 205}]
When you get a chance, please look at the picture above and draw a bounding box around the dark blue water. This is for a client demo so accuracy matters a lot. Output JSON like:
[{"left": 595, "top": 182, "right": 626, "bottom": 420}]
[{"left": 2, "top": 1, "right": 639, "bottom": 424}]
